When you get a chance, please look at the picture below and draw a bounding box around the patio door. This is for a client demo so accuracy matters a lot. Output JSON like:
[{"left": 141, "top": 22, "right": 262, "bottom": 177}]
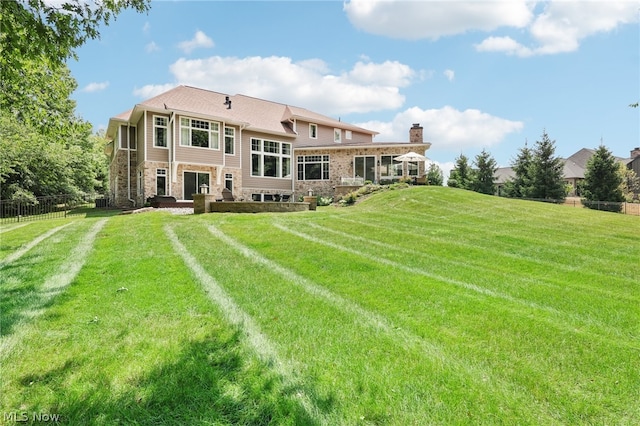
[
  {"left": 354, "top": 156, "right": 376, "bottom": 183},
  {"left": 183, "top": 172, "right": 210, "bottom": 200}
]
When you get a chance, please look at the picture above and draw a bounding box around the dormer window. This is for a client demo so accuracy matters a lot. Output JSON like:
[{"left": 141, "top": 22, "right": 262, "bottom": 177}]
[{"left": 309, "top": 123, "right": 318, "bottom": 139}]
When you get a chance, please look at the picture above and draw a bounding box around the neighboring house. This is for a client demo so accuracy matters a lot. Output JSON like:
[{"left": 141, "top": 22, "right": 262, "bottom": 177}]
[
  {"left": 105, "top": 85, "right": 431, "bottom": 207},
  {"left": 494, "top": 147, "right": 640, "bottom": 197}
]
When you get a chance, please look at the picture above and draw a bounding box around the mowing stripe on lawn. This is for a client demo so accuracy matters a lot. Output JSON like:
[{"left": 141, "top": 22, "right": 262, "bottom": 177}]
[
  {"left": 0, "top": 223, "right": 29, "bottom": 234},
  {"left": 273, "top": 222, "right": 638, "bottom": 348},
  {"left": 164, "top": 225, "right": 323, "bottom": 424},
  {"left": 0, "top": 223, "right": 73, "bottom": 269},
  {"left": 305, "top": 219, "right": 639, "bottom": 305},
  {"left": 0, "top": 219, "right": 107, "bottom": 360},
  {"left": 205, "top": 224, "right": 551, "bottom": 413}
]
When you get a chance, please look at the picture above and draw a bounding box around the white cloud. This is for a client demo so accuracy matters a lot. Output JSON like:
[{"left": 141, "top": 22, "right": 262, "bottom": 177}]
[
  {"left": 82, "top": 81, "right": 109, "bottom": 93},
  {"left": 143, "top": 22, "right": 151, "bottom": 34},
  {"left": 344, "top": 0, "right": 533, "bottom": 40},
  {"left": 156, "top": 55, "right": 418, "bottom": 115},
  {"left": 443, "top": 69, "right": 455, "bottom": 81},
  {"left": 359, "top": 106, "right": 523, "bottom": 150},
  {"left": 178, "top": 30, "right": 214, "bottom": 54},
  {"left": 145, "top": 41, "right": 160, "bottom": 53},
  {"left": 133, "top": 83, "right": 176, "bottom": 99},
  {"left": 348, "top": 61, "right": 416, "bottom": 86},
  {"left": 476, "top": 2, "right": 638, "bottom": 57},
  {"left": 344, "top": 0, "right": 637, "bottom": 57}
]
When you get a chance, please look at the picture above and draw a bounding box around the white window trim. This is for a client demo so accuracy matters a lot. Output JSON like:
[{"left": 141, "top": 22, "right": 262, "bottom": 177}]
[
  {"left": 179, "top": 117, "right": 220, "bottom": 149},
  {"left": 345, "top": 130, "right": 352, "bottom": 140},
  {"left": 153, "top": 115, "right": 168, "bottom": 149},
  {"left": 309, "top": 123, "right": 318, "bottom": 139},
  {"left": 251, "top": 138, "right": 292, "bottom": 179},
  {"left": 334, "top": 128, "right": 342, "bottom": 143},
  {"left": 224, "top": 126, "right": 235, "bottom": 155}
]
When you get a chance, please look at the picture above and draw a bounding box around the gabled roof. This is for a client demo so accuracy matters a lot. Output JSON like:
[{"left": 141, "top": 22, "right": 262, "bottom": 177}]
[{"left": 107, "top": 85, "right": 377, "bottom": 139}]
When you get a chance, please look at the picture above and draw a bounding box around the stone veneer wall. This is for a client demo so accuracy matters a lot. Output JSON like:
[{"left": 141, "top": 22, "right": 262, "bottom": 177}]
[
  {"left": 140, "top": 162, "right": 243, "bottom": 202},
  {"left": 294, "top": 147, "right": 426, "bottom": 199},
  {"left": 110, "top": 149, "right": 138, "bottom": 207}
]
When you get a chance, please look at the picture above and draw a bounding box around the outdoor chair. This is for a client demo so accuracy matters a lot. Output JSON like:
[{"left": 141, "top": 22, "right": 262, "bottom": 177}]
[{"left": 221, "top": 188, "right": 235, "bottom": 201}]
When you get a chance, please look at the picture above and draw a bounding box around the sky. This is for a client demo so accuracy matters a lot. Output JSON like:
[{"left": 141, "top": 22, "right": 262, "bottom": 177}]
[{"left": 68, "top": 0, "right": 640, "bottom": 176}]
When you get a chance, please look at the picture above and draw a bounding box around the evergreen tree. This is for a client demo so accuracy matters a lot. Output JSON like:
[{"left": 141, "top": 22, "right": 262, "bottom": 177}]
[
  {"left": 582, "top": 145, "right": 624, "bottom": 211},
  {"left": 425, "top": 163, "right": 444, "bottom": 186},
  {"left": 503, "top": 142, "right": 533, "bottom": 198},
  {"left": 471, "top": 149, "right": 497, "bottom": 195},
  {"left": 447, "top": 154, "right": 472, "bottom": 189},
  {"left": 528, "top": 130, "right": 566, "bottom": 200}
]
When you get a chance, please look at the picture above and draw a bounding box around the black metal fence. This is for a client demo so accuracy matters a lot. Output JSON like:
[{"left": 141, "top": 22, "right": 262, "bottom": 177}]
[{"left": 0, "top": 194, "right": 111, "bottom": 224}]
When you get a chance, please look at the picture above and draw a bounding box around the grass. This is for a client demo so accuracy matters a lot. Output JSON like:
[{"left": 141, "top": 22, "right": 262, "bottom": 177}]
[{"left": 1, "top": 186, "right": 638, "bottom": 425}]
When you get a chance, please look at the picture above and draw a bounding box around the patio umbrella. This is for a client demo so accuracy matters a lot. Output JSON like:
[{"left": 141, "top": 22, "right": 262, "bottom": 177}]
[{"left": 394, "top": 151, "right": 428, "bottom": 162}]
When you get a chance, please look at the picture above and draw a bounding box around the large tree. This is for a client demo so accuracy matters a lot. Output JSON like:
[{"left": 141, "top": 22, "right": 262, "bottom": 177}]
[
  {"left": 0, "top": 0, "right": 148, "bottom": 200},
  {"left": 470, "top": 149, "right": 497, "bottom": 195},
  {"left": 581, "top": 145, "right": 624, "bottom": 211},
  {"left": 1, "top": 0, "right": 150, "bottom": 87},
  {"left": 503, "top": 142, "right": 533, "bottom": 198},
  {"left": 527, "top": 130, "right": 566, "bottom": 201},
  {"left": 447, "top": 154, "right": 472, "bottom": 189},
  {"left": 425, "top": 163, "right": 444, "bottom": 186}
]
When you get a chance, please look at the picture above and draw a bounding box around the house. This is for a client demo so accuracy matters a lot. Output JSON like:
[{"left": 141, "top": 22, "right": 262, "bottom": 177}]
[
  {"left": 494, "top": 147, "right": 640, "bottom": 197},
  {"left": 104, "top": 85, "right": 431, "bottom": 207}
]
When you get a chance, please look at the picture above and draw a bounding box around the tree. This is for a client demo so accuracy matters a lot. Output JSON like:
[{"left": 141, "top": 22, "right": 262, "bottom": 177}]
[
  {"left": 619, "top": 163, "right": 640, "bottom": 202},
  {"left": 0, "top": 0, "right": 150, "bottom": 88},
  {"left": 447, "top": 154, "right": 472, "bottom": 189},
  {"left": 581, "top": 145, "right": 624, "bottom": 211},
  {"left": 470, "top": 149, "right": 497, "bottom": 195},
  {"left": 503, "top": 142, "right": 533, "bottom": 198},
  {"left": 0, "top": 0, "right": 148, "bottom": 200},
  {"left": 528, "top": 130, "right": 566, "bottom": 200},
  {"left": 425, "top": 163, "right": 444, "bottom": 186}
]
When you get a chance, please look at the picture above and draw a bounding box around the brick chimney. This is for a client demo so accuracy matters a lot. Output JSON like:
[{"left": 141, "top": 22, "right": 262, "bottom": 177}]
[
  {"left": 631, "top": 147, "right": 640, "bottom": 158},
  {"left": 409, "top": 123, "right": 423, "bottom": 143}
]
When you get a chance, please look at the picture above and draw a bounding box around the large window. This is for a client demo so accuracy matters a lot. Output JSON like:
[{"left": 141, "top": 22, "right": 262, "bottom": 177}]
[
  {"left": 154, "top": 116, "right": 168, "bottom": 148},
  {"left": 224, "top": 127, "right": 235, "bottom": 154},
  {"left": 297, "top": 155, "right": 329, "bottom": 180},
  {"left": 251, "top": 138, "right": 291, "bottom": 178},
  {"left": 380, "top": 155, "right": 401, "bottom": 178},
  {"left": 180, "top": 117, "right": 219, "bottom": 149}
]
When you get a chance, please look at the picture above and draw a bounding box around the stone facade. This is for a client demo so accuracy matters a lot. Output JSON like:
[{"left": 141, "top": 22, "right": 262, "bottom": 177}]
[
  {"left": 109, "top": 149, "right": 137, "bottom": 207},
  {"left": 294, "top": 145, "right": 427, "bottom": 198}
]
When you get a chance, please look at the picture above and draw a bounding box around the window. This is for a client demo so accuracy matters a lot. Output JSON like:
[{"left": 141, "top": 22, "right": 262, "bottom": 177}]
[
  {"left": 309, "top": 123, "right": 318, "bottom": 139},
  {"left": 334, "top": 128, "right": 342, "bottom": 143},
  {"left": 154, "top": 116, "right": 168, "bottom": 148},
  {"left": 137, "top": 171, "right": 143, "bottom": 196},
  {"left": 225, "top": 173, "right": 233, "bottom": 191},
  {"left": 380, "top": 155, "right": 401, "bottom": 178},
  {"left": 345, "top": 130, "right": 352, "bottom": 140},
  {"left": 251, "top": 138, "right": 291, "bottom": 178},
  {"left": 183, "top": 171, "right": 209, "bottom": 200},
  {"left": 180, "top": 117, "right": 219, "bottom": 149},
  {"left": 297, "top": 155, "right": 329, "bottom": 180},
  {"left": 224, "top": 127, "right": 235, "bottom": 154},
  {"left": 156, "top": 169, "right": 167, "bottom": 196},
  {"left": 408, "top": 161, "right": 418, "bottom": 176}
]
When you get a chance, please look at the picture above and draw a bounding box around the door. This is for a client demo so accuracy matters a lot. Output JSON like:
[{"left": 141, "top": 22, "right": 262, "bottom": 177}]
[
  {"left": 354, "top": 156, "right": 376, "bottom": 183},
  {"left": 183, "top": 172, "right": 210, "bottom": 200}
]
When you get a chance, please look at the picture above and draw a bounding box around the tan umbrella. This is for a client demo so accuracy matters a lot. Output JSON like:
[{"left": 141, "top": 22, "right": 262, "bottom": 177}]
[{"left": 394, "top": 151, "right": 428, "bottom": 162}]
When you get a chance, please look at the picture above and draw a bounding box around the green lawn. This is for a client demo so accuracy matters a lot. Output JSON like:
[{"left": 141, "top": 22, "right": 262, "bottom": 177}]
[{"left": 1, "top": 187, "right": 638, "bottom": 425}]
